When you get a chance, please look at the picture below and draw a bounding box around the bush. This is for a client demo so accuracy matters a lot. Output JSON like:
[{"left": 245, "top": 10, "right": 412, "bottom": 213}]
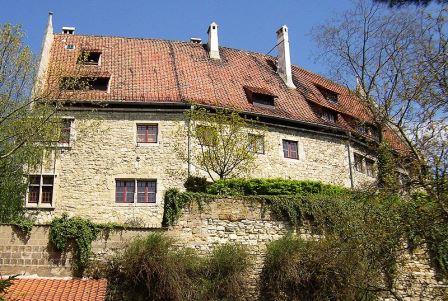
[
  {"left": 105, "top": 233, "right": 251, "bottom": 301},
  {"left": 261, "top": 235, "right": 379, "bottom": 301},
  {"left": 206, "top": 178, "right": 347, "bottom": 196},
  {"left": 202, "top": 244, "right": 250, "bottom": 300},
  {"left": 184, "top": 176, "right": 210, "bottom": 192}
]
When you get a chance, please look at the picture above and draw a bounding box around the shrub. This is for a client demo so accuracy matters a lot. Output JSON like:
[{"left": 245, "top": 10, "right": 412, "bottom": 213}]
[
  {"left": 201, "top": 244, "right": 250, "bottom": 300},
  {"left": 184, "top": 176, "right": 210, "bottom": 192},
  {"left": 104, "top": 233, "right": 251, "bottom": 301},
  {"left": 261, "top": 235, "right": 379, "bottom": 301},
  {"left": 206, "top": 178, "right": 347, "bottom": 196}
]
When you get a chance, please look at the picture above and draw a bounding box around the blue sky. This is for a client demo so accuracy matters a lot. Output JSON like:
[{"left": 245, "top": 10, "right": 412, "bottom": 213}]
[{"left": 1, "top": 0, "right": 356, "bottom": 75}]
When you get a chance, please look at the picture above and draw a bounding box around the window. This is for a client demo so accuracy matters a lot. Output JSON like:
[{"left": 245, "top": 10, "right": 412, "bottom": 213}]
[
  {"left": 354, "top": 153, "right": 365, "bottom": 173},
  {"left": 196, "top": 125, "right": 217, "bottom": 146},
  {"left": 78, "top": 51, "right": 101, "bottom": 65},
  {"left": 59, "top": 119, "right": 72, "bottom": 144},
  {"left": 282, "top": 140, "right": 298, "bottom": 159},
  {"left": 137, "top": 181, "right": 157, "bottom": 203},
  {"left": 137, "top": 124, "right": 158, "bottom": 143},
  {"left": 316, "top": 85, "right": 338, "bottom": 103},
  {"left": 365, "top": 158, "right": 375, "bottom": 177},
  {"left": 248, "top": 134, "right": 264, "bottom": 154},
  {"left": 321, "top": 109, "right": 337, "bottom": 123},
  {"left": 60, "top": 77, "right": 110, "bottom": 91},
  {"left": 116, "top": 179, "right": 157, "bottom": 204},
  {"left": 244, "top": 86, "right": 276, "bottom": 107},
  {"left": 64, "top": 44, "right": 75, "bottom": 50},
  {"left": 27, "top": 175, "right": 54, "bottom": 206}
]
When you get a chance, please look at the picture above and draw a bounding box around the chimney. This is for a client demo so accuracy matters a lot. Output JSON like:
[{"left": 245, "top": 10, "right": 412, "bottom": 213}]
[
  {"left": 32, "top": 12, "right": 54, "bottom": 98},
  {"left": 356, "top": 76, "right": 366, "bottom": 98},
  {"left": 276, "top": 25, "right": 296, "bottom": 89},
  {"left": 62, "top": 26, "right": 75, "bottom": 34},
  {"left": 207, "top": 22, "right": 220, "bottom": 60}
]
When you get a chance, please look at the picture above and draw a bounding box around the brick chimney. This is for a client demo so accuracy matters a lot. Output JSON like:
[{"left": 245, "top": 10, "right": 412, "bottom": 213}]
[
  {"left": 276, "top": 25, "right": 296, "bottom": 89},
  {"left": 207, "top": 22, "right": 220, "bottom": 60}
]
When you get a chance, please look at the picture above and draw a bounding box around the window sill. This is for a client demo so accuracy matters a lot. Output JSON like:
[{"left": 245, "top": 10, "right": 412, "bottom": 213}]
[
  {"left": 25, "top": 204, "right": 55, "bottom": 210},
  {"left": 56, "top": 142, "right": 72, "bottom": 149},
  {"left": 115, "top": 202, "right": 158, "bottom": 207},
  {"left": 136, "top": 142, "right": 160, "bottom": 147},
  {"left": 284, "top": 157, "right": 299, "bottom": 161}
]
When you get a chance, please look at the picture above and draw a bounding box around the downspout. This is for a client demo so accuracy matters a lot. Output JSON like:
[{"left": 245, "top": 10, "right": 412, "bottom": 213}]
[
  {"left": 347, "top": 132, "right": 354, "bottom": 189},
  {"left": 187, "top": 105, "right": 195, "bottom": 177}
]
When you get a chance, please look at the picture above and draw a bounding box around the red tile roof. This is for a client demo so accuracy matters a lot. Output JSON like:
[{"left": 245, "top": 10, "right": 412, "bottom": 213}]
[
  {"left": 45, "top": 34, "right": 408, "bottom": 153},
  {"left": 2, "top": 278, "right": 107, "bottom": 301}
]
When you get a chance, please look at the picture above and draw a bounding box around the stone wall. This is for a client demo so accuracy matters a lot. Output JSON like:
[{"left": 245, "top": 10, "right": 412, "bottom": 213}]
[
  {"left": 28, "top": 110, "right": 376, "bottom": 227},
  {"left": 2, "top": 197, "right": 447, "bottom": 300}
]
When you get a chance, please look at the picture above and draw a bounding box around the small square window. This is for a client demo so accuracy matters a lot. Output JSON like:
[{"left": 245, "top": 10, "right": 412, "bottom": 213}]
[
  {"left": 137, "top": 180, "right": 157, "bottom": 203},
  {"left": 116, "top": 180, "right": 135, "bottom": 203},
  {"left": 137, "top": 124, "right": 158, "bottom": 143},
  {"left": 27, "top": 175, "right": 55, "bottom": 206},
  {"left": 282, "top": 140, "right": 298, "bottom": 159},
  {"left": 248, "top": 134, "right": 264, "bottom": 154}
]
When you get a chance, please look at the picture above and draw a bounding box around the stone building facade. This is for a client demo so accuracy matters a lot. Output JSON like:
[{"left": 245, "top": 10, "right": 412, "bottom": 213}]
[{"left": 27, "top": 14, "right": 406, "bottom": 227}]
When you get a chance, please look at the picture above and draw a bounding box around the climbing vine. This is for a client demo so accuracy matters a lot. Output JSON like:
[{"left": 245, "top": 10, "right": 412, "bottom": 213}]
[{"left": 49, "top": 214, "right": 121, "bottom": 275}]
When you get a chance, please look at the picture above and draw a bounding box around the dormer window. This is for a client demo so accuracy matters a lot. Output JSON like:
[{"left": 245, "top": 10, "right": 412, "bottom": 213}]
[
  {"left": 60, "top": 76, "right": 110, "bottom": 91},
  {"left": 320, "top": 109, "right": 337, "bottom": 123},
  {"left": 78, "top": 51, "right": 102, "bottom": 65},
  {"left": 244, "top": 86, "right": 276, "bottom": 107},
  {"left": 316, "top": 85, "right": 338, "bottom": 103}
]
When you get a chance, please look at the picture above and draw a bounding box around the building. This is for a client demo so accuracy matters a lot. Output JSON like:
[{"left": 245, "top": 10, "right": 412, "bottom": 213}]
[{"left": 29, "top": 13, "right": 406, "bottom": 227}]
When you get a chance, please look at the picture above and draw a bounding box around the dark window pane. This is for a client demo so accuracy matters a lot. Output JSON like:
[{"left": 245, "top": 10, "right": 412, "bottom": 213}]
[
  {"left": 137, "top": 125, "right": 158, "bottom": 143},
  {"left": 42, "top": 176, "right": 54, "bottom": 185},
  {"left": 283, "top": 140, "right": 298, "bottom": 159},
  {"left": 137, "top": 180, "right": 156, "bottom": 203},
  {"left": 354, "top": 154, "right": 365, "bottom": 173},
  {"left": 29, "top": 175, "right": 40, "bottom": 185},
  {"left": 116, "top": 180, "right": 135, "bottom": 203},
  {"left": 41, "top": 186, "right": 53, "bottom": 204},
  {"left": 28, "top": 187, "right": 39, "bottom": 204}
]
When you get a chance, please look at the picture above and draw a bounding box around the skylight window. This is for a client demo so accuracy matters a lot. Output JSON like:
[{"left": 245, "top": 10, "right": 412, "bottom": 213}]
[
  {"left": 244, "top": 86, "right": 276, "bottom": 107},
  {"left": 316, "top": 85, "right": 338, "bottom": 103},
  {"left": 60, "top": 77, "right": 110, "bottom": 91},
  {"left": 78, "top": 51, "right": 102, "bottom": 65},
  {"left": 320, "top": 109, "right": 337, "bottom": 123}
]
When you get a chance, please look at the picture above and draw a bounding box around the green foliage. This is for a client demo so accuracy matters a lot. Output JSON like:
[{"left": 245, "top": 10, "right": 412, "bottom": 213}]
[
  {"left": 184, "top": 176, "right": 210, "bottom": 192},
  {"left": 261, "top": 236, "right": 378, "bottom": 301},
  {"left": 261, "top": 193, "right": 406, "bottom": 300},
  {"left": 201, "top": 244, "right": 250, "bottom": 300},
  {"left": 377, "top": 141, "right": 399, "bottom": 191},
  {"left": 10, "top": 215, "right": 34, "bottom": 236},
  {"left": 104, "top": 233, "right": 250, "bottom": 301},
  {"left": 0, "top": 275, "right": 16, "bottom": 301},
  {"left": 404, "top": 193, "right": 448, "bottom": 278},
  {"left": 185, "top": 107, "right": 262, "bottom": 180},
  {"left": 49, "top": 214, "right": 100, "bottom": 275},
  {"left": 205, "top": 178, "right": 347, "bottom": 196},
  {"left": 163, "top": 188, "right": 196, "bottom": 227}
]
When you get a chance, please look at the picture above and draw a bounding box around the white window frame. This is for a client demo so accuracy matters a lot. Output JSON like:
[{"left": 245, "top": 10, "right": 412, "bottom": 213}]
[{"left": 25, "top": 174, "right": 56, "bottom": 209}]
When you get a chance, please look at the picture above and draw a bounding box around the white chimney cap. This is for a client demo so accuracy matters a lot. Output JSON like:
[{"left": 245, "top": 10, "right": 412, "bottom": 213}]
[
  {"left": 62, "top": 27, "right": 75, "bottom": 34},
  {"left": 190, "top": 37, "right": 202, "bottom": 44}
]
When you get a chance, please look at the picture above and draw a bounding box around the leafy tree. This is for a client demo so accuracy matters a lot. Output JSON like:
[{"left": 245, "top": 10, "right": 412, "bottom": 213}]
[
  {"left": 0, "top": 23, "right": 82, "bottom": 223},
  {"left": 374, "top": 0, "right": 447, "bottom": 6},
  {"left": 180, "top": 107, "right": 264, "bottom": 181}
]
